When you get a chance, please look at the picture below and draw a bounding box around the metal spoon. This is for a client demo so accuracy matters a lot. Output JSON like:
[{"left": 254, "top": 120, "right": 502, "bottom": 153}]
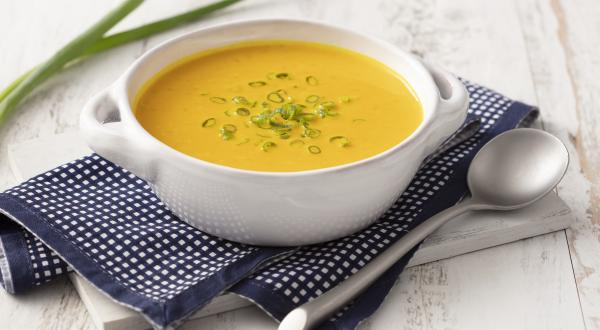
[{"left": 278, "top": 128, "right": 569, "bottom": 330}]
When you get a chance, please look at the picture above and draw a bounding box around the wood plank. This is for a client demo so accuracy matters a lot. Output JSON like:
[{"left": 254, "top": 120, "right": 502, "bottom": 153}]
[{"left": 514, "top": 0, "right": 600, "bottom": 328}]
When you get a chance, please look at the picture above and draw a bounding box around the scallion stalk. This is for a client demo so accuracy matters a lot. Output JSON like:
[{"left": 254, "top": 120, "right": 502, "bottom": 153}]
[
  {"left": 0, "top": 0, "right": 242, "bottom": 126},
  {"left": 0, "top": 0, "right": 144, "bottom": 124}
]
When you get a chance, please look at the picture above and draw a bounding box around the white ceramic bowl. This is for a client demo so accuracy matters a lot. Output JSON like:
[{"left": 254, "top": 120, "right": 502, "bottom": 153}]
[{"left": 80, "top": 19, "right": 468, "bottom": 246}]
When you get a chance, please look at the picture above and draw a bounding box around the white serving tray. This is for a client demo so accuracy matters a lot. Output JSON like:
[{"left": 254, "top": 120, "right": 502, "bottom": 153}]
[{"left": 8, "top": 132, "right": 574, "bottom": 330}]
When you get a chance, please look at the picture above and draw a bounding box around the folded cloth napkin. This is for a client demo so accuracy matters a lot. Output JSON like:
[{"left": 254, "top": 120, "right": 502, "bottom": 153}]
[{"left": 0, "top": 80, "right": 538, "bottom": 329}]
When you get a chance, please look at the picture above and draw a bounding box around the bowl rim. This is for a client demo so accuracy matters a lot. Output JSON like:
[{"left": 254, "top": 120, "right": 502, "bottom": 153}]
[{"left": 113, "top": 18, "right": 440, "bottom": 178}]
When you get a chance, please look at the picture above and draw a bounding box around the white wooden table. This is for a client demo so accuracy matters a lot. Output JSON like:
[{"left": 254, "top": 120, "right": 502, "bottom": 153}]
[{"left": 0, "top": 1, "right": 598, "bottom": 329}]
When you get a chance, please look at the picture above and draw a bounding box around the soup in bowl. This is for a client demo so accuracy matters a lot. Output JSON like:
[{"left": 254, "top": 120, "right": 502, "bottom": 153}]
[
  {"left": 80, "top": 19, "right": 468, "bottom": 246},
  {"left": 135, "top": 40, "right": 423, "bottom": 172}
]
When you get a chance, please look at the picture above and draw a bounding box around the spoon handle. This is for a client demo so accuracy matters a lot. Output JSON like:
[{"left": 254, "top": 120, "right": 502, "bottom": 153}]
[{"left": 278, "top": 200, "right": 475, "bottom": 330}]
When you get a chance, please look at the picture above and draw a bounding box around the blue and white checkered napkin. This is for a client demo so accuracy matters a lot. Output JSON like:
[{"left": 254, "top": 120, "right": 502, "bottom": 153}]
[{"left": 0, "top": 81, "right": 538, "bottom": 329}]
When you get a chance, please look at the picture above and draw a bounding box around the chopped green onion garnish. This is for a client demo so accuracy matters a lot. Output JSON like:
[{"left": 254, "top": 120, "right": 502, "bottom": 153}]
[
  {"left": 303, "top": 127, "right": 321, "bottom": 138},
  {"left": 235, "top": 107, "right": 250, "bottom": 116},
  {"left": 248, "top": 81, "right": 267, "bottom": 87},
  {"left": 315, "top": 101, "right": 338, "bottom": 118},
  {"left": 202, "top": 118, "right": 216, "bottom": 127},
  {"left": 232, "top": 96, "right": 249, "bottom": 105},
  {"left": 306, "top": 75, "right": 318, "bottom": 86},
  {"left": 329, "top": 136, "right": 350, "bottom": 147},
  {"left": 261, "top": 141, "right": 277, "bottom": 152},
  {"left": 209, "top": 96, "right": 226, "bottom": 104},
  {"left": 290, "top": 139, "right": 305, "bottom": 147},
  {"left": 305, "top": 95, "right": 320, "bottom": 104},
  {"left": 206, "top": 73, "right": 358, "bottom": 154},
  {"left": 352, "top": 118, "right": 366, "bottom": 123},
  {"left": 308, "top": 145, "right": 321, "bottom": 154},
  {"left": 275, "top": 72, "right": 290, "bottom": 79},
  {"left": 219, "top": 124, "right": 236, "bottom": 140},
  {"left": 267, "top": 90, "right": 285, "bottom": 103},
  {"left": 275, "top": 128, "right": 292, "bottom": 139},
  {"left": 339, "top": 96, "right": 353, "bottom": 103},
  {"left": 222, "top": 124, "right": 237, "bottom": 133},
  {"left": 220, "top": 130, "right": 234, "bottom": 140},
  {"left": 223, "top": 109, "right": 233, "bottom": 116},
  {"left": 237, "top": 138, "right": 250, "bottom": 145}
]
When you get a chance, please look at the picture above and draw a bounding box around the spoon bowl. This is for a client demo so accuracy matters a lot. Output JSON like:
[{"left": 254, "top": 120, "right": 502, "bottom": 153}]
[{"left": 468, "top": 128, "right": 569, "bottom": 209}]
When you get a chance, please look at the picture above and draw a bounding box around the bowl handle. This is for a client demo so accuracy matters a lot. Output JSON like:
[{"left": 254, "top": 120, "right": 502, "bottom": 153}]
[
  {"left": 80, "top": 88, "right": 155, "bottom": 183},
  {"left": 423, "top": 62, "right": 469, "bottom": 147}
]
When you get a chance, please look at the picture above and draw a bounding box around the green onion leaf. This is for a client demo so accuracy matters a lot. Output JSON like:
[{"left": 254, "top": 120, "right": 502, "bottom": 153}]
[
  {"left": 329, "top": 136, "right": 351, "bottom": 147},
  {"left": 219, "top": 124, "right": 236, "bottom": 140},
  {"left": 290, "top": 139, "right": 305, "bottom": 147},
  {"left": 305, "top": 95, "right": 320, "bottom": 104},
  {"left": 83, "top": 0, "right": 243, "bottom": 55},
  {"left": 305, "top": 75, "right": 319, "bottom": 86},
  {"left": 237, "top": 138, "right": 250, "bottom": 145},
  {"left": 202, "top": 118, "right": 216, "bottom": 127},
  {"left": 248, "top": 81, "right": 267, "bottom": 87},
  {"left": 222, "top": 124, "right": 237, "bottom": 133},
  {"left": 308, "top": 145, "right": 321, "bottom": 154},
  {"left": 209, "top": 96, "right": 227, "bottom": 104},
  {"left": 267, "top": 90, "right": 285, "bottom": 103},
  {"left": 315, "top": 101, "right": 338, "bottom": 118},
  {"left": 303, "top": 127, "right": 321, "bottom": 138},
  {"left": 0, "top": 0, "right": 244, "bottom": 127},
  {"left": 339, "top": 96, "right": 353, "bottom": 103},
  {"left": 232, "top": 96, "right": 249, "bottom": 105},
  {"left": 235, "top": 107, "right": 250, "bottom": 116},
  {"left": 0, "top": 0, "right": 145, "bottom": 125},
  {"left": 261, "top": 141, "right": 277, "bottom": 152},
  {"left": 275, "top": 72, "right": 290, "bottom": 79},
  {"left": 353, "top": 118, "right": 366, "bottom": 123}
]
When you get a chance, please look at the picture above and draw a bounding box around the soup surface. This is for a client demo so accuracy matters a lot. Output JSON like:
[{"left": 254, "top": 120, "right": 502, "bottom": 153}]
[{"left": 135, "top": 40, "right": 423, "bottom": 172}]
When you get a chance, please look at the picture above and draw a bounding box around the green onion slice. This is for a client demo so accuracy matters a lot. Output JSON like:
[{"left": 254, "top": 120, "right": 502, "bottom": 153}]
[
  {"left": 308, "top": 145, "right": 321, "bottom": 154},
  {"left": 305, "top": 95, "right": 320, "bottom": 103},
  {"left": 261, "top": 141, "right": 277, "bottom": 152},
  {"left": 339, "top": 96, "right": 353, "bottom": 103},
  {"left": 306, "top": 75, "right": 318, "bottom": 86},
  {"left": 352, "top": 118, "right": 366, "bottom": 123},
  {"left": 303, "top": 127, "right": 321, "bottom": 138},
  {"left": 202, "top": 118, "right": 216, "bottom": 127},
  {"left": 267, "top": 90, "right": 285, "bottom": 103},
  {"left": 329, "top": 136, "right": 350, "bottom": 147},
  {"left": 275, "top": 72, "right": 290, "bottom": 79},
  {"left": 209, "top": 96, "right": 227, "bottom": 104},
  {"left": 222, "top": 124, "right": 237, "bottom": 133},
  {"left": 248, "top": 81, "right": 267, "bottom": 87},
  {"left": 235, "top": 107, "right": 250, "bottom": 116},
  {"left": 220, "top": 130, "right": 234, "bottom": 140},
  {"left": 232, "top": 96, "right": 249, "bottom": 105},
  {"left": 237, "top": 138, "right": 250, "bottom": 145},
  {"left": 290, "top": 139, "right": 305, "bottom": 147}
]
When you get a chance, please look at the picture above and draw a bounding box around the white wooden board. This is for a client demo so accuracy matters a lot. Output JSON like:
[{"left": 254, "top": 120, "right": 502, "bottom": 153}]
[{"left": 6, "top": 131, "right": 574, "bottom": 330}]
